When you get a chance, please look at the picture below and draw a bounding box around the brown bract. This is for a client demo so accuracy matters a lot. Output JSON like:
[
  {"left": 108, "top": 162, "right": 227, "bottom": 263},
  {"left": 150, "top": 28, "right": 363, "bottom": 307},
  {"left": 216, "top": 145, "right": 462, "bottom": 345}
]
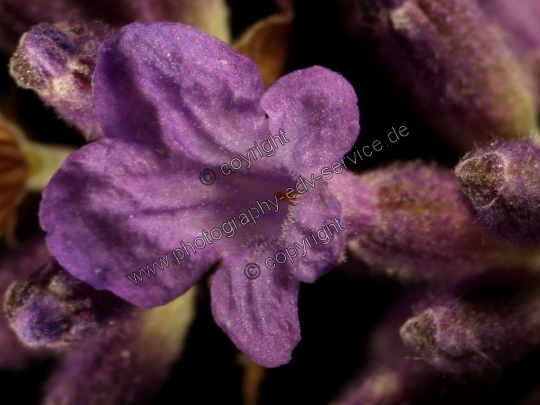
[
  {"left": 234, "top": 12, "right": 294, "bottom": 89},
  {"left": 0, "top": 115, "right": 26, "bottom": 241}
]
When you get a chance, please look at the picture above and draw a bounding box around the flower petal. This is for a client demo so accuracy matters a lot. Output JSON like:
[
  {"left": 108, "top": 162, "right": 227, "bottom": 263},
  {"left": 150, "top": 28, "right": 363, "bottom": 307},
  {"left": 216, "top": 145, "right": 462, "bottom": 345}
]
[
  {"left": 282, "top": 181, "right": 346, "bottom": 283},
  {"left": 39, "top": 139, "right": 293, "bottom": 307},
  {"left": 260, "top": 66, "right": 359, "bottom": 176},
  {"left": 211, "top": 250, "right": 301, "bottom": 368},
  {"left": 93, "top": 22, "right": 267, "bottom": 163}
]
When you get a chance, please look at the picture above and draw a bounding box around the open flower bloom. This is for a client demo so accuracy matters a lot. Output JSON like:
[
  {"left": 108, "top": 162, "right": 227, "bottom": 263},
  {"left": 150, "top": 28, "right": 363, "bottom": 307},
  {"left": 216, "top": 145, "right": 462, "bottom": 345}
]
[{"left": 39, "top": 22, "right": 359, "bottom": 367}]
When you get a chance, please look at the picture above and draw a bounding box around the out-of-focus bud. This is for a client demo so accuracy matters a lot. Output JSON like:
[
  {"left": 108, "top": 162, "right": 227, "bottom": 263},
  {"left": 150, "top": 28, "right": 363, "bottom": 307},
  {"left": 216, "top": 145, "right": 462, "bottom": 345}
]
[
  {"left": 43, "top": 287, "right": 196, "bottom": 405},
  {"left": 0, "top": 0, "right": 230, "bottom": 53},
  {"left": 330, "top": 292, "right": 497, "bottom": 405},
  {"left": 0, "top": 237, "right": 50, "bottom": 369},
  {"left": 9, "top": 20, "right": 114, "bottom": 141},
  {"left": 329, "top": 163, "right": 522, "bottom": 282},
  {"left": 5, "top": 257, "right": 134, "bottom": 349},
  {"left": 339, "top": 0, "right": 537, "bottom": 151},
  {"left": 400, "top": 268, "right": 540, "bottom": 374},
  {"left": 477, "top": 0, "right": 540, "bottom": 104},
  {"left": 332, "top": 359, "right": 494, "bottom": 405},
  {"left": 455, "top": 139, "right": 540, "bottom": 246},
  {"left": 517, "top": 387, "right": 540, "bottom": 405}
]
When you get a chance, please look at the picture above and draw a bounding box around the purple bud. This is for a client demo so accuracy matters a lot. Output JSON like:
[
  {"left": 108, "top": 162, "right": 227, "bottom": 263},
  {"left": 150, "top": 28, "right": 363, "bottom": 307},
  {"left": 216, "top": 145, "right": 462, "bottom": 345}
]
[
  {"left": 5, "top": 258, "right": 134, "bottom": 349},
  {"left": 477, "top": 0, "right": 540, "bottom": 104},
  {"left": 331, "top": 359, "right": 494, "bottom": 405},
  {"left": 455, "top": 139, "right": 540, "bottom": 246},
  {"left": 331, "top": 162, "right": 513, "bottom": 282},
  {"left": 0, "top": 237, "right": 51, "bottom": 369},
  {"left": 330, "top": 292, "right": 496, "bottom": 405},
  {"left": 0, "top": 0, "right": 230, "bottom": 53},
  {"left": 400, "top": 268, "right": 540, "bottom": 373},
  {"left": 339, "top": 0, "right": 537, "bottom": 151},
  {"left": 9, "top": 20, "right": 115, "bottom": 141},
  {"left": 43, "top": 288, "right": 195, "bottom": 405}
]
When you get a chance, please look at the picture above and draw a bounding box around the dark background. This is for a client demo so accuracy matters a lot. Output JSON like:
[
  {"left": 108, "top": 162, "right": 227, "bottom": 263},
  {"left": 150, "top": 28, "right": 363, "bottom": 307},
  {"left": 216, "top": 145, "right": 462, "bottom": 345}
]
[{"left": 0, "top": 1, "right": 538, "bottom": 404}]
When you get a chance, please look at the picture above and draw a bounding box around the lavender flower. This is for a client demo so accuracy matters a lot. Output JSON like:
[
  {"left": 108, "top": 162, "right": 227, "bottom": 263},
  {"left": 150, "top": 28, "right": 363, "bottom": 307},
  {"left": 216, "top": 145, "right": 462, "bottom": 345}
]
[
  {"left": 455, "top": 139, "right": 540, "bottom": 246},
  {"left": 38, "top": 22, "right": 359, "bottom": 367},
  {"left": 400, "top": 268, "right": 540, "bottom": 374},
  {"left": 339, "top": 0, "right": 537, "bottom": 151},
  {"left": 329, "top": 162, "right": 516, "bottom": 282}
]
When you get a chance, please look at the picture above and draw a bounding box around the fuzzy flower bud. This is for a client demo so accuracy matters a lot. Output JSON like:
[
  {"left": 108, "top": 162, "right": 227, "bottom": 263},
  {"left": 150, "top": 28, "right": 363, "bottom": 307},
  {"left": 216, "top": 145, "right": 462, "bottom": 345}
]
[
  {"left": 332, "top": 359, "right": 494, "bottom": 405},
  {"left": 400, "top": 268, "right": 540, "bottom": 374},
  {"left": 339, "top": 0, "right": 537, "bottom": 151},
  {"left": 477, "top": 0, "right": 540, "bottom": 104},
  {"left": 330, "top": 292, "right": 496, "bottom": 405},
  {"left": 0, "top": 237, "right": 50, "bottom": 369},
  {"left": 43, "top": 288, "right": 196, "bottom": 405},
  {"left": 330, "top": 162, "right": 517, "bottom": 282},
  {"left": 9, "top": 20, "right": 114, "bottom": 141},
  {"left": 5, "top": 258, "right": 134, "bottom": 349},
  {"left": 455, "top": 139, "right": 540, "bottom": 246},
  {"left": 0, "top": 0, "right": 230, "bottom": 53}
]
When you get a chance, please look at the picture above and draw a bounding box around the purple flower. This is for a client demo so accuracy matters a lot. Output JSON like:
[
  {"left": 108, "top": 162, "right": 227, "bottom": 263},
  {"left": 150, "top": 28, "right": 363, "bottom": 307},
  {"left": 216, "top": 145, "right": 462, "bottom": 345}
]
[
  {"left": 455, "top": 139, "right": 540, "bottom": 246},
  {"left": 39, "top": 22, "right": 359, "bottom": 367}
]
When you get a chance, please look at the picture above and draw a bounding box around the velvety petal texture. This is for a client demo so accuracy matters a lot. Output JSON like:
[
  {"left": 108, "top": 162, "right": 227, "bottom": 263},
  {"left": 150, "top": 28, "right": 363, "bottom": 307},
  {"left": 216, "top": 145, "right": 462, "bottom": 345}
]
[
  {"left": 455, "top": 139, "right": 540, "bottom": 246},
  {"left": 39, "top": 22, "right": 360, "bottom": 366},
  {"left": 339, "top": 0, "right": 537, "bottom": 151},
  {"left": 211, "top": 252, "right": 301, "bottom": 368},
  {"left": 10, "top": 20, "right": 114, "bottom": 141},
  {"left": 260, "top": 66, "right": 359, "bottom": 176}
]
